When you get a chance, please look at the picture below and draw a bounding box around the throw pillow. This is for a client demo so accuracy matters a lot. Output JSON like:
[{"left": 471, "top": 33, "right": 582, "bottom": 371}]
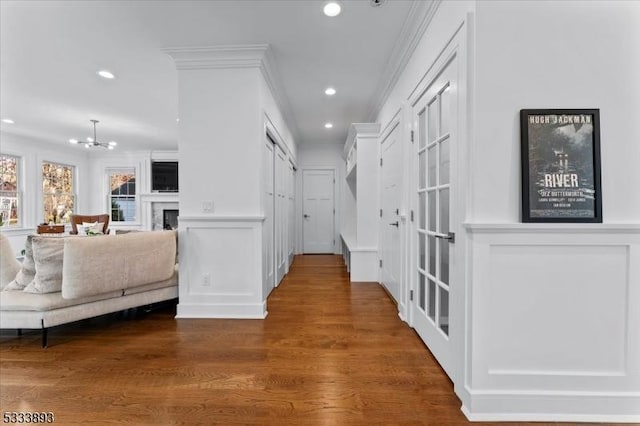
[
  {"left": 4, "top": 235, "right": 36, "bottom": 291},
  {"left": 23, "top": 236, "right": 65, "bottom": 294},
  {"left": 78, "top": 221, "right": 104, "bottom": 235},
  {"left": 0, "top": 233, "right": 21, "bottom": 290}
]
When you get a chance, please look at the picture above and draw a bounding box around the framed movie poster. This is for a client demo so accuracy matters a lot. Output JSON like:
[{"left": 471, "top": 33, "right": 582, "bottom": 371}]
[{"left": 520, "top": 109, "right": 602, "bottom": 223}]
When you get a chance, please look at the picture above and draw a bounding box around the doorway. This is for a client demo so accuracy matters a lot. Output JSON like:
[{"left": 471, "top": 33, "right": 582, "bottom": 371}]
[{"left": 302, "top": 169, "right": 335, "bottom": 254}]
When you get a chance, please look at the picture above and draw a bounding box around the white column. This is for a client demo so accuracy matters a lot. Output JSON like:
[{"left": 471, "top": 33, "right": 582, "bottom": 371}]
[{"left": 164, "top": 45, "right": 272, "bottom": 318}]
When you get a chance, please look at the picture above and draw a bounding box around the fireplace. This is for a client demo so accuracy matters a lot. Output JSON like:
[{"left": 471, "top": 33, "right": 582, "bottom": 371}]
[{"left": 163, "top": 209, "right": 179, "bottom": 230}]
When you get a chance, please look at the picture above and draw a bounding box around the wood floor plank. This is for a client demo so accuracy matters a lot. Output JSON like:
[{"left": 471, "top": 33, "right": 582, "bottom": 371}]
[{"left": 0, "top": 255, "right": 607, "bottom": 425}]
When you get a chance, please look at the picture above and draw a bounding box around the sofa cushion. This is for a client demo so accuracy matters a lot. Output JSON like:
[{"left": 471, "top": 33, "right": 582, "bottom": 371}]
[
  {"left": 123, "top": 266, "right": 178, "bottom": 296},
  {"left": 62, "top": 230, "right": 177, "bottom": 299},
  {"left": 23, "top": 236, "right": 65, "bottom": 294},
  {"left": 0, "top": 233, "right": 21, "bottom": 290},
  {"left": 4, "top": 235, "right": 35, "bottom": 291},
  {"left": 0, "top": 288, "right": 123, "bottom": 311}
]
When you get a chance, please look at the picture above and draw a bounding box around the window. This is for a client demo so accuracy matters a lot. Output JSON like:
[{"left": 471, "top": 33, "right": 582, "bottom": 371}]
[
  {"left": 0, "top": 154, "right": 20, "bottom": 226},
  {"left": 42, "top": 161, "right": 75, "bottom": 224},
  {"left": 109, "top": 170, "right": 136, "bottom": 222}
]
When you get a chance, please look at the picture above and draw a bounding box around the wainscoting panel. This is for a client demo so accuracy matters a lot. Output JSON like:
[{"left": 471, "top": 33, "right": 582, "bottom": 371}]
[
  {"left": 462, "top": 224, "right": 640, "bottom": 421},
  {"left": 176, "top": 216, "right": 266, "bottom": 319}
]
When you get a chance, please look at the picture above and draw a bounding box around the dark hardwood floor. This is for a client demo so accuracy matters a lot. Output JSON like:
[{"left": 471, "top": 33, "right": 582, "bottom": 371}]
[{"left": 0, "top": 255, "right": 603, "bottom": 425}]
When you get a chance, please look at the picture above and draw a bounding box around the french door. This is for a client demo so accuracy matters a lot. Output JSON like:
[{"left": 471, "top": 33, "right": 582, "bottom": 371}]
[{"left": 412, "top": 54, "right": 457, "bottom": 378}]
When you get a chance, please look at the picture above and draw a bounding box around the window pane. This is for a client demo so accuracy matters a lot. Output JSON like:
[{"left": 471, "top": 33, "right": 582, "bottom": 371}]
[
  {"left": 440, "top": 85, "right": 451, "bottom": 136},
  {"left": 418, "top": 109, "right": 427, "bottom": 149},
  {"left": 427, "top": 145, "right": 437, "bottom": 187},
  {"left": 428, "top": 98, "right": 438, "bottom": 143},
  {"left": 42, "top": 162, "right": 74, "bottom": 223},
  {"left": 418, "top": 151, "right": 426, "bottom": 190},
  {"left": 439, "top": 287, "right": 449, "bottom": 336},
  {"left": 110, "top": 173, "right": 135, "bottom": 196},
  {"left": 419, "top": 273, "right": 426, "bottom": 311},
  {"left": 428, "top": 235, "right": 436, "bottom": 276},
  {"left": 43, "top": 194, "right": 74, "bottom": 224},
  {"left": 439, "top": 138, "right": 450, "bottom": 185},
  {"left": 419, "top": 233, "right": 425, "bottom": 270},
  {"left": 428, "top": 278, "right": 436, "bottom": 321},
  {"left": 418, "top": 192, "right": 425, "bottom": 230},
  {"left": 428, "top": 190, "right": 436, "bottom": 232},
  {"left": 440, "top": 188, "right": 449, "bottom": 234},
  {"left": 0, "top": 154, "right": 19, "bottom": 226},
  {"left": 0, "top": 155, "right": 18, "bottom": 192},
  {"left": 111, "top": 197, "right": 136, "bottom": 222},
  {"left": 440, "top": 239, "right": 449, "bottom": 285}
]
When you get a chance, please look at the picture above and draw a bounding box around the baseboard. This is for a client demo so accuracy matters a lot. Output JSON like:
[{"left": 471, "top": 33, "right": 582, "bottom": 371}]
[
  {"left": 176, "top": 301, "right": 267, "bottom": 319},
  {"left": 460, "top": 391, "right": 640, "bottom": 423}
]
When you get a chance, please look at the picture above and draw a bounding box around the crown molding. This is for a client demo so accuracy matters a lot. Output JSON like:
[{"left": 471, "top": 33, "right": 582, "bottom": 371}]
[
  {"left": 161, "top": 44, "right": 270, "bottom": 70},
  {"left": 162, "top": 44, "right": 301, "bottom": 147},
  {"left": 365, "top": 0, "right": 441, "bottom": 122},
  {"left": 344, "top": 123, "right": 381, "bottom": 158}
]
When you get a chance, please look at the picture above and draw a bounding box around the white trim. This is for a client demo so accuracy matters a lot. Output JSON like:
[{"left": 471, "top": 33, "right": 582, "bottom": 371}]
[
  {"left": 461, "top": 406, "right": 640, "bottom": 423},
  {"left": 179, "top": 215, "right": 265, "bottom": 223},
  {"left": 464, "top": 222, "right": 640, "bottom": 233}
]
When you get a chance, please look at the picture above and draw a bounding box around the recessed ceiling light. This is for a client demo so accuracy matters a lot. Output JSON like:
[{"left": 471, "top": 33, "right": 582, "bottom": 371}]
[
  {"left": 86, "top": 137, "right": 94, "bottom": 142},
  {"left": 176, "top": 118, "right": 180, "bottom": 122},
  {"left": 325, "top": 87, "right": 336, "bottom": 96},
  {"left": 108, "top": 141, "right": 117, "bottom": 146},
  {"left": 325, "top": 123, "right": 334, "bottom": 129},
  {"left": 323, "top": 1, "right": 342, "bottom": 17},
  {"left": 1, "top": 118, "right": 15, "bottom": 124},
  {"left": 97, "top": 70, "right": 115, "bottom": 79},
  {"left": 69, "top": 139, "right": 79, "bottom": 144}
]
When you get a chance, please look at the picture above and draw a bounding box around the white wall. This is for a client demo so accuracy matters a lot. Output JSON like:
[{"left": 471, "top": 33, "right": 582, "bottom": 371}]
[
  {"left": 373, "top": 0, "right": 640, "bottom": 421},
  {"left": 472, "top": 0, "right": 640, "bottom": 223},
  {"left": 0, "top": 132, "right": 91, "bottom": 254},
  {"left": 179, "top": 68, "right": 262, "bottom": 217},
  {"left": 296, "top": 142, "right": 343, "bottom": 254}
]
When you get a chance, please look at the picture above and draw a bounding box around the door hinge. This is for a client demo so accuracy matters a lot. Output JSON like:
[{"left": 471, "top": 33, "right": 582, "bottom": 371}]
[
  {"left": 410, "top": 130, "right": 414, "bottom": 143},
  {"left": 379, "top": 259, "right": 383, "bottom": 268},
  {"left": 410, "top": 210, "right": 414, "bottom": 222},
  {"left": 380, "top": 158, "right": 383, "bottom": 167},
  {"left": 410, "top": 290, "right": 414, "bottom": 301},
  {"left": 333, "top": 208, "right": 335, "bottom": 214},
  {"left": 380, "top": 209, "right": 383, "bottom": 217},
  {"left": 395, "top": 208, "right": 399, "bottom": 215}
]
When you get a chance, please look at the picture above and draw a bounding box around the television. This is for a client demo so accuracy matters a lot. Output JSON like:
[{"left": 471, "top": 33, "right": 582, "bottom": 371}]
[{"left": 151, "top": 161, "right": 178, "bottom": 192}]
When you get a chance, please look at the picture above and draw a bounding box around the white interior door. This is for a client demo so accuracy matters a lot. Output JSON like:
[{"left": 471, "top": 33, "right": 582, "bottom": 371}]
[
  {"left": 288, "top": 163, "right": 296, "bottom": 265},
  {"left": 412, "top": 54, "right": 458, "bottom": 378},
  {"left": 380, "top": 124, "right": 402, "bottom": 303},
  {"left": 263, "top": 140, "right": 275, "bottom": 291},
  {"left": 275, "top": 146, "right": 287, "bottom": 283},
  {"left": 302, "top": 169, "right": 334, "bottom": 254}
]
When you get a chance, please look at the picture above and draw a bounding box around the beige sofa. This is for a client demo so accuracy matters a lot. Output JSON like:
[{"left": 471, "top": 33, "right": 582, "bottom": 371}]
[{"left": 0, "top": 230, "right": 178, "bottom": 347}]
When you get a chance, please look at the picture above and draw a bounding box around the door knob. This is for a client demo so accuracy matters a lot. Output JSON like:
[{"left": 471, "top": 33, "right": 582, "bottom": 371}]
[
  {"left": 389, "top": 222, "right": 399, "bottom": 227},
  {"left": 303, "top": 214, "right": 310, "bottom": 218}
]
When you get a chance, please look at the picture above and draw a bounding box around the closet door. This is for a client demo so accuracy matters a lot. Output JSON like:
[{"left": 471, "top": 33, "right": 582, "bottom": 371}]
[
  {"left": 275, "top": 145, "right": 287, "bottom": 284},
  {"left": 263, "top": 140, "right": 275, "bottom": 291}
]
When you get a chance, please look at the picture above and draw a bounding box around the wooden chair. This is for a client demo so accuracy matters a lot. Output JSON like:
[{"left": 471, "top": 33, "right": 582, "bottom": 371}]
[{"left": 69, "top": 214, "right": 110, "bottom": 235}]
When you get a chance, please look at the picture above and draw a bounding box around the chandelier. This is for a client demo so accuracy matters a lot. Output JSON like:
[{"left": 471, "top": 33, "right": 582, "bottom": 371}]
[{"left": 69, "top": 120, "right": 117, "bottom": 149}]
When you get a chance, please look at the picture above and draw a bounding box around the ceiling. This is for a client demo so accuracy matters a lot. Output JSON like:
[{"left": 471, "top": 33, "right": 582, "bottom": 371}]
[{"left": 0, "top": 0, "right": 431, "bottom": 151}]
